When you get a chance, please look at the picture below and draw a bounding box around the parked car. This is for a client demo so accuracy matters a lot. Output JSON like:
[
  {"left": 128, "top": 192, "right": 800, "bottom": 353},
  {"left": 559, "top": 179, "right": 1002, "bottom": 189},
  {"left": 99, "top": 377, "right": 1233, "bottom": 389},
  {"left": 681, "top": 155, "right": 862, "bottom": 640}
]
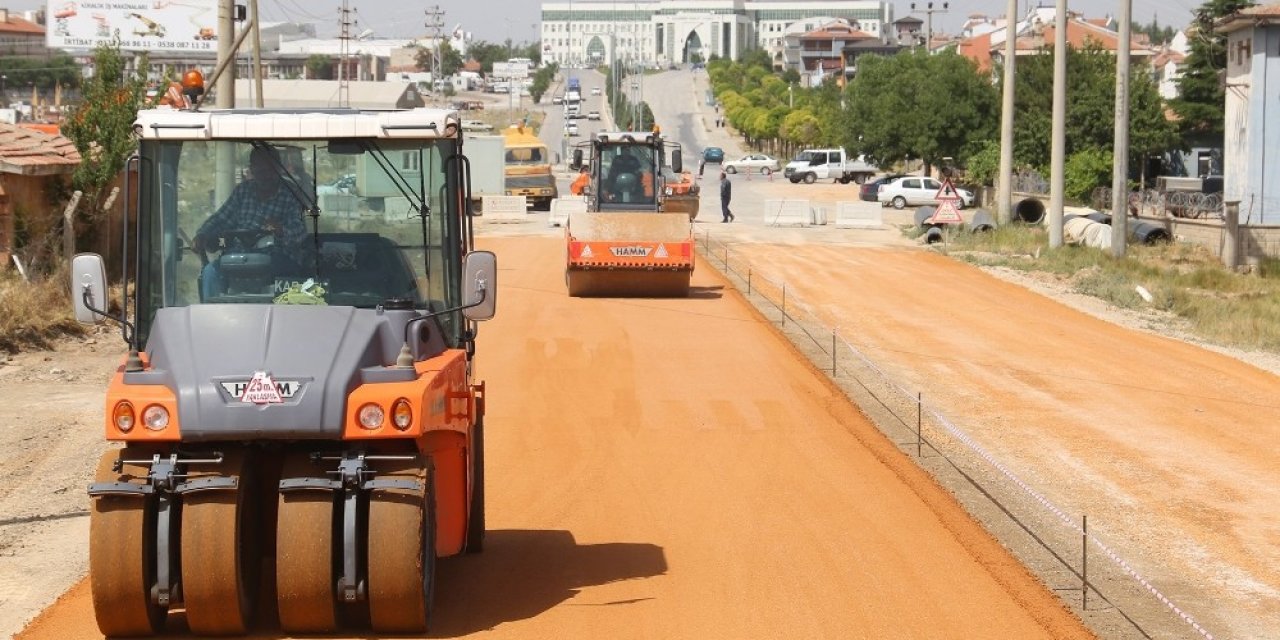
[
  {"left": 722, "top": 153, "right": 779, "bottom": 175},
  {"left": 591, "top": 87, "right": 602, "bottom": 95},
  {"left": 586, "top": 111, "right": 601, "bottom": 120},
  {"left": 461, "top": 119, "right": 493, "bottom": 132},
  {"left": 552, "top": 95, "right": 563, "bottom": 105},
  {"left": 859, "top": 173, "right": 906, "bottom": 202},
  {"left": 702, "top": 146, "right": 725, "bottom": 163},
  {"left": 877, "top": 176, "right": 975, "bottom": 209}
]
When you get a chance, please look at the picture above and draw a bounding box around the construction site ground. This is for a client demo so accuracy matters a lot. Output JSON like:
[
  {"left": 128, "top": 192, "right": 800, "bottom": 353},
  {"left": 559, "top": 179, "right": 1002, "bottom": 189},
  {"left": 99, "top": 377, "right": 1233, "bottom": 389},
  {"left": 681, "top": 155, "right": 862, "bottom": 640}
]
[{"left": 3, "top": 71, "right": 1275, "bottom": 639}]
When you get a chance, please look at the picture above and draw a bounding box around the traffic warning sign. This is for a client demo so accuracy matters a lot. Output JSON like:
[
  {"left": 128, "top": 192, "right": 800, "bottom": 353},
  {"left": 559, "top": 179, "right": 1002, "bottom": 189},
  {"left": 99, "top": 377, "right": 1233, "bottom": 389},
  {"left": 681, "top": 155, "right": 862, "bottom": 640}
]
[
  {"left": 927, "top": 199, "right": 964, "bottom": 224},
  {"left": 934, "top": 177, "right": 962, "bottom": 202}
]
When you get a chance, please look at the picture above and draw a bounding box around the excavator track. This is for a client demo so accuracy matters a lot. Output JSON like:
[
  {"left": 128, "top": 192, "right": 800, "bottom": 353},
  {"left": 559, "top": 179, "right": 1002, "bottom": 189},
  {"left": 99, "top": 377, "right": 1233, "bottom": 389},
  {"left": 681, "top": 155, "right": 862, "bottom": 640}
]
[
  {"left": 566, "top": 269, "right": 691, "bottom": 297},
  {"left": 276, "top": 453, "right": 339, "bottom": 633},
  {"left": 366, "top": 457, "right": 435, "bottom": 633},
  {"left": 179, "top": 448, "right": 259, "bottom": 635},
  {"left": 89, "top": 447, "right": 167, "bottom": 637}
]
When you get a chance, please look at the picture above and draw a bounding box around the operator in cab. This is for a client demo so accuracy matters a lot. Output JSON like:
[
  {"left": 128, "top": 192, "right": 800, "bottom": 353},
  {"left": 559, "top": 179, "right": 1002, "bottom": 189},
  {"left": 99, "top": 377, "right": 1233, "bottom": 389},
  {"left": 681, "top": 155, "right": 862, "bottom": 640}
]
[
  {"left": 192, "top": 146, "right": 309, "bottom": 300},
  {"left": 604, "top": 146, "right": 655, "bottom": 204}
]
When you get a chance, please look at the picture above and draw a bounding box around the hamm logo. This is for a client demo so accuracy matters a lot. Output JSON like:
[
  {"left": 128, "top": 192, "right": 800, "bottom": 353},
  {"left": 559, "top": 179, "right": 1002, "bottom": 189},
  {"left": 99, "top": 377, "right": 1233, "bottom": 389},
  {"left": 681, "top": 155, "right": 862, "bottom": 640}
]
[{"left": 610, "top": 246, "right": 652, "bottom": 257}]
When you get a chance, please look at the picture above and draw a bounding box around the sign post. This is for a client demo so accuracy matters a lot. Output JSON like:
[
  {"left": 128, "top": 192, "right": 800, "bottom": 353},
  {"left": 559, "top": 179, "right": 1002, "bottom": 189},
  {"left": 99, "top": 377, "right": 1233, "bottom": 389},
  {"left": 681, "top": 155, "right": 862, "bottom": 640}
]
[{"left": 926, "top": 177, "right": 965, "bottom": 253}]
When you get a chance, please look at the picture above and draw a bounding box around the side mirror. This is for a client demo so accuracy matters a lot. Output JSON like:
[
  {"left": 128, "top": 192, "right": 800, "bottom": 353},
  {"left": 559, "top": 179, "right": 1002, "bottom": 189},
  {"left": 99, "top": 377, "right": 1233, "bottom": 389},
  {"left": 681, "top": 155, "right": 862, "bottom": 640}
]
[
  {"left": 71, "top": 253, "right": 107, "bottom": 325},
  {"left": 461, "top": 250, "right": 497, "bottom": 321},
  {"left": 571, "top": 149, "right": 583, "bottom": 170},
  {"left": 671, "top": 151, "right": 682, "bottom": 174}
]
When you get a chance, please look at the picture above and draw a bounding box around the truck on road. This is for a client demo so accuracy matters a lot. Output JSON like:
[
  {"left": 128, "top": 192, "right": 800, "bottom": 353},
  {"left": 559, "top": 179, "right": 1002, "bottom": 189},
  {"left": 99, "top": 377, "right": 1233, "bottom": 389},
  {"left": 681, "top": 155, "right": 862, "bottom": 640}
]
[{"left": 783, "top": 148, "right": 879, "bottom": 185}]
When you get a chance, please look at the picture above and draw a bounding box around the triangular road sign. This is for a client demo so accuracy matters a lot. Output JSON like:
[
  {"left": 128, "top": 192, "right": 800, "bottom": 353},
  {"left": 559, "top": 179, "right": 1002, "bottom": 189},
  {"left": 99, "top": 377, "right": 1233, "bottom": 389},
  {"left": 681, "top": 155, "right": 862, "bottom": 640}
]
[
  {"left": 927, "top": 199, "right": 964, "bottom": 224},
  {"left": 934, "top": 177, "right": 961, "bottom": 201}
]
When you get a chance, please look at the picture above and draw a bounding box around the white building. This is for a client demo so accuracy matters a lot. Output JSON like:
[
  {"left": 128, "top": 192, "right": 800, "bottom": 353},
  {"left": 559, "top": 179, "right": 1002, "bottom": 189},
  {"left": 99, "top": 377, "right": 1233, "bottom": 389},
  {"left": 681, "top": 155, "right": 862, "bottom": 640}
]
[{"left": 539, "top": 0, "right": 893, "bottom": 67}]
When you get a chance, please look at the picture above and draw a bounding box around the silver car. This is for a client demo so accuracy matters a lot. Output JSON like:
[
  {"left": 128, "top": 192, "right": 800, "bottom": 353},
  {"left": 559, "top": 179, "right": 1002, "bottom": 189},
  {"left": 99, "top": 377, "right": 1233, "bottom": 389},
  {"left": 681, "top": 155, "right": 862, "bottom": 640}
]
[
  {"left": 722, "top": 153, "right": 780, "bottom": 175},
  {"left": 877, "top": 176, "right": 974, "bottom": 209}
]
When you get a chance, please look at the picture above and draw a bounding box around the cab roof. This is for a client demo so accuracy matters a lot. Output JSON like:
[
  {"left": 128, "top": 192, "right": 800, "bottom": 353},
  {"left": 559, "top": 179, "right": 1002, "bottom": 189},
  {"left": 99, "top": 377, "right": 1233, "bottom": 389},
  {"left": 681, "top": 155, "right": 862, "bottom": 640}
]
[{"left": 133, "top": 107, "right": 460, "bottom": 141}]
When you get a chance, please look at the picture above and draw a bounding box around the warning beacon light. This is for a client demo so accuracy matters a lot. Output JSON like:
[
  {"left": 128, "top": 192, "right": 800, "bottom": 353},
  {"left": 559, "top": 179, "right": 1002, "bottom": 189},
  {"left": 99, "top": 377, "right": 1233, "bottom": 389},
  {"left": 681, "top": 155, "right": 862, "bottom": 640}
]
[{"left": 181, "top": 69, "right": 205, "bottom": 104}]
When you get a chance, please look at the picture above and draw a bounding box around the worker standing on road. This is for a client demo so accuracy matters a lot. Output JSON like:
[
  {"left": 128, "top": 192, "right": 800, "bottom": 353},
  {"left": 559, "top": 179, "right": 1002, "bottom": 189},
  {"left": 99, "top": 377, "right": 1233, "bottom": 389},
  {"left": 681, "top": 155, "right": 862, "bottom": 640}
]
[
  {"left": 719, "top": 172, "right": 734, "bottom": 222},
  {"left": 570, "top": 165, "right": 590, "bottom": 195}
]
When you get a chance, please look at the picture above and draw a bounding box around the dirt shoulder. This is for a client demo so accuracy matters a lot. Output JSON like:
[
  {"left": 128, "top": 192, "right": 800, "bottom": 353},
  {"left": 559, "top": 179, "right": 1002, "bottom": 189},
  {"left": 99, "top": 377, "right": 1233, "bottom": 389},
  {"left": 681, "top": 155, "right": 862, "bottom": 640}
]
[{"left": 0, "top": 330, "right": 122, "bottom": 638}]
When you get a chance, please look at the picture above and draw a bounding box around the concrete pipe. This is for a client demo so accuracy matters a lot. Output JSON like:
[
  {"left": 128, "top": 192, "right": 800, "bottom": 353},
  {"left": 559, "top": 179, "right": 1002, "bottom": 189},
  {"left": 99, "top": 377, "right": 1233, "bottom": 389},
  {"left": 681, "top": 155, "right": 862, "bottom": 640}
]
[
  {"left": 1131, "top": 221, "right": 1171, "bottom": 244},
  {"left": 924, "top": 226, "right": 944, "bottom": 244},
  {"left": 1084, "top": 211, "right": 1112, "bottom": 225},
  {"left": 966, "top": 209, "right": 995, "bottom": 233},
  {"left": 913, "top": 206, "right": 936, "bottom": 228},
  {"left": 1014, "top": 198, "right": 1046, "bottom": 224}
]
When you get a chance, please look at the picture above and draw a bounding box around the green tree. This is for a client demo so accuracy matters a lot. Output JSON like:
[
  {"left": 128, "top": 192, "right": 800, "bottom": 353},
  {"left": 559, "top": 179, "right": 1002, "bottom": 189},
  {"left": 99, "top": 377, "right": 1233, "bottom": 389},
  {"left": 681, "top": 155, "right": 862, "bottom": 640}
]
[
  {"left": 467, "top": 41, "right": 508, "bottom": 75},
  {"left": 305, "top": 54, "right": 332, "bottom": 80},
  {"left": 415, "top": 41, "right": 463, "bottom": 78},
  {"left": 1063, "top": 148, "right": 1113, "bottom": 203},
  {"left": 61, "top": 43, "right": 147, "bottom": 219},
  {"left": 964, "top": 140, "right": 1001, "bottom": 186},
  {"left": 1171, "top": 0, "right": 1255, "bottom": 136},
  {"left": 0, "top": 54, "right": 81, "bottom": 92},
  {"left": 529, "top": 62, "right": 558, "bottom": 103},
  {"left": 1011, "top": 43, "right": 1177, "bottom": 172},
  {"left": 844, "top": 50, "right": 998, "bottom": 171}
]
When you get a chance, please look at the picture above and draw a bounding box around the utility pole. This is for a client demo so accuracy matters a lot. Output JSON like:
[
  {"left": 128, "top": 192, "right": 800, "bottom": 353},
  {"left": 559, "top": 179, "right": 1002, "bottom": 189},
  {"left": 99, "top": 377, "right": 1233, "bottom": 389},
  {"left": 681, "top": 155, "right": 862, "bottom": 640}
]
[
  {"left": 215, "top": 0, "right": 237, "bottom": 204},
  {"left": 996, "top": 0, "right": 1018, "bottom": 224},
  {"left": 424, "top": 5, "right": 445, "bottom": 106},
  {"left": 250, "top": 0, "right": 263, "bottom": 108},
  {"left": 910, "top": 1, "right": 949, "bottom": 52},
  {"left": 338, "top": 0, "right": 355, "bottom": 107},
  {"left": 1048, "top": 0, "right": 1066, "bottom": 248},
  {"left": 1110, "top": 0, "right": 1132, "bottom": 257}
]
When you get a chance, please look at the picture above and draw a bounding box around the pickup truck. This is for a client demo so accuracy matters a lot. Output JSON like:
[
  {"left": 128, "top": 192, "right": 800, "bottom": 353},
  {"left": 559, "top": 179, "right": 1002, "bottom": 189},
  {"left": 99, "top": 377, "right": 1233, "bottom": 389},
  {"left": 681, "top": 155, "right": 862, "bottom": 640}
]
[{"left": 783, "top": 148, "right": 878, "bottom": 185}]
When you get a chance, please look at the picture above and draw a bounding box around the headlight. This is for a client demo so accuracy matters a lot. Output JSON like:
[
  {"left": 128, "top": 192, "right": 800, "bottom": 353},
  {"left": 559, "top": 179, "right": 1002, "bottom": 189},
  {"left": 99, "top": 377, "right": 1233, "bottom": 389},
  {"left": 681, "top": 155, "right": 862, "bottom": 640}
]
[
  {"left": 392, "top": 398, "right": 413, "bottom": 431},
  {"left": 142, "top": 405, "right": 169, "bottom": 431},
  {"left": 113, "top": 401, "right": 135, "bottom": 433},
  {"left": 664, "top": 187, "right": 674, "bottom": 195},
  {"left": 358, "top": 403, "right": 385, "bottom": 429}
]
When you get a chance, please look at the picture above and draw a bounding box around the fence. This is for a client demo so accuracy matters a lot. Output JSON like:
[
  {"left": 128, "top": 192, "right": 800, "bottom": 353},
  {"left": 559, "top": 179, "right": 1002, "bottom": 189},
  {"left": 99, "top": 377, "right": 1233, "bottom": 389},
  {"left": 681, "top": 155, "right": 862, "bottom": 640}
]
[{"left": 695, "top": 231, "right": 1216, "bottom": 640}]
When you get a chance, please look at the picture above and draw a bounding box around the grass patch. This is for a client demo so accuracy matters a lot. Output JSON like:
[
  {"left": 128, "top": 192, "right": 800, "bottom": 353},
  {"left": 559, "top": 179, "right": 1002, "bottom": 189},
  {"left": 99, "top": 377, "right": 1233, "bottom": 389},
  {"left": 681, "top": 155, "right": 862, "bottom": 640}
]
[
  {"left": 940, "top": 223, "right": 1280, "bottom": 351},
  {"left": 0, "top": 270, "right": 85, "bottom": 353}
]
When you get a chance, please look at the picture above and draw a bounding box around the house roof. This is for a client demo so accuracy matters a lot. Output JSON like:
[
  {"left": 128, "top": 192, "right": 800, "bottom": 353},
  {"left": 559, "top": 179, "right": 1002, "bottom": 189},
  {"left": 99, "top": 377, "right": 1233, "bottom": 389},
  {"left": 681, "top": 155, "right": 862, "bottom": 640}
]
[
  {"left": 800, "top": 21, "right": 875, "bottom": 41},
  {"left": 957, "top": 13, "right": 1155, "bottom": 69},
  {"left": 1152, "top": 48, "right": 1186, "bottom": 68},
  {"left": 232, "top": 79, "right": 424, "bottom": 110},
  {"left": 0, "top": 14, "right": 44, "bottom": 36},
  {"left": 0, "top": 123, "right": 80, "bottom": 175},
  {"left": 1218, "top": 3, "right": 1280, "bottom": 33},
  {"left": 894, "top": 16, "right": 923, "bottom": 25}
]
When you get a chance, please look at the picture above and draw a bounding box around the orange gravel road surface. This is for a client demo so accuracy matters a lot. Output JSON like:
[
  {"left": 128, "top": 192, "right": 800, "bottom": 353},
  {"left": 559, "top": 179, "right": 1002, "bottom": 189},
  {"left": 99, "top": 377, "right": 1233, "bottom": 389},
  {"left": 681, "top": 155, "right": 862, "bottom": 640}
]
[{"left": 17, "top": 236, "right": 1090, "bottom": 639}]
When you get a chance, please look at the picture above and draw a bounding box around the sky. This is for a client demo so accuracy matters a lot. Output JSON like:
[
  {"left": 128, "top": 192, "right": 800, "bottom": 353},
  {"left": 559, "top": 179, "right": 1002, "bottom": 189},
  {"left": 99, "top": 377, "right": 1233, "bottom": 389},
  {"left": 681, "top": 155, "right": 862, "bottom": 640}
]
[{"left": 13, "top": 0, "right": 1202, "bottom": 44}]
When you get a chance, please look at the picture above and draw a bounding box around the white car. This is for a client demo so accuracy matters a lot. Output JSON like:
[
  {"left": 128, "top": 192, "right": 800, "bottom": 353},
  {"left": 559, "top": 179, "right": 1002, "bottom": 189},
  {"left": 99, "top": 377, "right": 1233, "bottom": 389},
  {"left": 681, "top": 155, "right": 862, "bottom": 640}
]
[
  {"left": 565, "top": 122, "right": 579, "bottom": 136},
  {"left": 877, "top": 176, "right": 975, "bottom": 209},
  {"left": 722, "top": 153, "right": 779, "bottom": 175},
  {"left": 461, "top": 119, "right": 493, "bottom": 132},
  {"left": 552, "top": 95, "right": 564, "bottom": 105},
  {"left": 591, "top": 87, "right": 602, "bottom": 95},
  {"left": 586, "top": 111, "right": 601, "bottom": 120}
]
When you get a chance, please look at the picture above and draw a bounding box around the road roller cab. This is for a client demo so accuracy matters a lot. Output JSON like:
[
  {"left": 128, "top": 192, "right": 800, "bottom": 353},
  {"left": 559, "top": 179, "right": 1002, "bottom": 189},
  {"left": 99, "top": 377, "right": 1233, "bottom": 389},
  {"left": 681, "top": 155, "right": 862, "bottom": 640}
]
[
  {"left": 564, "top": 131, "right": 695, "bottom": 297},
  {"left": 70, "top": 106, "right": 496, "bottom": 636}
]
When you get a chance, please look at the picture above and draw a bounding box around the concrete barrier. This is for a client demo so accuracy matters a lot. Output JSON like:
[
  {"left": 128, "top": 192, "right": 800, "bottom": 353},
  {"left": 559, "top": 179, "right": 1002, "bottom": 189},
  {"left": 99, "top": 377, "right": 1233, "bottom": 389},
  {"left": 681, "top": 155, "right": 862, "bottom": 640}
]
[
  {"left": 835, "top": 202, "right": 883, "bottom": 229},
  {"left": 548, "top": 197, "right": 588, "bottom": 227},
  {"left": 810, "top": 206, "right": 827, "bottom": 226},
  {"left": 481, "top": 195, "right": 528, "bottom": 223},
  {"left": 763, "top": 199, "right": 810, "bottom": 227}
]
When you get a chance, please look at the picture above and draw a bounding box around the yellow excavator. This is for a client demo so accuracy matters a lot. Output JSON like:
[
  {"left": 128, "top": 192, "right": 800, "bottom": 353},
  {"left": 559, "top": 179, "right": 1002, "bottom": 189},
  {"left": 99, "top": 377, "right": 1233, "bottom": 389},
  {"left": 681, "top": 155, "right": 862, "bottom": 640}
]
[{"left": 564, "top": 130, "right": 694, "bottom": 297}]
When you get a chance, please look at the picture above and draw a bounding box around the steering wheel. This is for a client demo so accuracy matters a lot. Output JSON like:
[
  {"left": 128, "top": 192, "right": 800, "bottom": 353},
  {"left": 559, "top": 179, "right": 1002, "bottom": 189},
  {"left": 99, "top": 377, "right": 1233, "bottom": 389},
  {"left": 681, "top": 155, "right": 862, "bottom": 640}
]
[{"left": 191, "top": 228, "right": 273, "bottom": 268}]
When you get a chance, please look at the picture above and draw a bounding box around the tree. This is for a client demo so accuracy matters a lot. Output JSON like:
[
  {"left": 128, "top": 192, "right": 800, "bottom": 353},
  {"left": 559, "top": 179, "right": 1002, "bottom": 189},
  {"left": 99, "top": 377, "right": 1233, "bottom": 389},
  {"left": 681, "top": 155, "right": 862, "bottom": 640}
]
[
  {"left": 1011, "top": 43, "right": 1177, "bottom": 172},
  {"left": 0, "top": 54, "right": 81, "bottom": 92},
  {"left": 61, "top": 43, "right": 147, "bottom": 227},
  {"left": 439, "top": 41, "right": 464, "bottom": 76},
  {"left": 529, "top": 62, "right": 558, "bottom": 103},
  {"left": 305, "top": 54, "right": 332, "bottom": 80},
  {"left": 466, "top": 40, "right": 508, "bottom": 75},
  {"left": 1171, "top": 0, "right": 1255, "bottom": 136},
  {"left": 843, "top": 51, "right": 998, "bottom": 172}
]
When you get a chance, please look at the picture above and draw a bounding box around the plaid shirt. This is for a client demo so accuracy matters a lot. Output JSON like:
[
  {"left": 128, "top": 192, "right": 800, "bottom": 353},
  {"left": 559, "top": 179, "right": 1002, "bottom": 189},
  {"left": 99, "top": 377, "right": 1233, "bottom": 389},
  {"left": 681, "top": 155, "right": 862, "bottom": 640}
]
[{"left": 197, "top": 179, "right": 308, "bottom": 262}]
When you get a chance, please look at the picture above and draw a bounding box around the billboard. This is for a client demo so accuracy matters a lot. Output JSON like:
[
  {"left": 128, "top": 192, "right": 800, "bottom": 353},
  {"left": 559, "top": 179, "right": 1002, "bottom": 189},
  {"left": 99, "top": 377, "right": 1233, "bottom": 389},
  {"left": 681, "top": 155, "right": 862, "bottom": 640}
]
[
  {"left": 491, "top": 62, "right": 529, "bottom": 79},
  {"left": 46, "top": 0, "right": 219, "bottom": 52}
]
